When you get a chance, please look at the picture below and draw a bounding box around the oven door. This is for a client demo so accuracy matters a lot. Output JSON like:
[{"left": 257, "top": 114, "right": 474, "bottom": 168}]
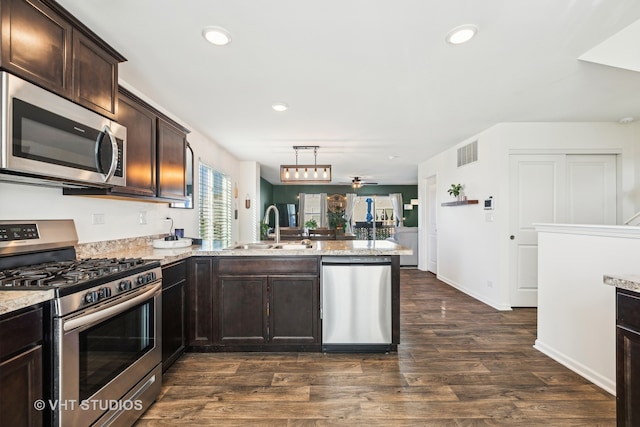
[{"left": 54, "top": 282, "right": 161, "bottom": 427}]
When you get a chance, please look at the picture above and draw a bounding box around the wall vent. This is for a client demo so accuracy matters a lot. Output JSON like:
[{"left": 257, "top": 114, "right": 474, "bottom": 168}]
[{"left": 457, "top": 140, "right": 478, "bottom": 167}]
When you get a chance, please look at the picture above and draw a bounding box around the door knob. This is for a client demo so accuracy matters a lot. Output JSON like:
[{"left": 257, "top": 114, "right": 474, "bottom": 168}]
[{"left": 510, "top": 235, "right": 515, "bottom": 240}]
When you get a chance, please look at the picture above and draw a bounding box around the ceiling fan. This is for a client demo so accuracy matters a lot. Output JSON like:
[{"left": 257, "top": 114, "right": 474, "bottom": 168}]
[{"left": 351, "top": 176, "right": 378, "bottom": 189}]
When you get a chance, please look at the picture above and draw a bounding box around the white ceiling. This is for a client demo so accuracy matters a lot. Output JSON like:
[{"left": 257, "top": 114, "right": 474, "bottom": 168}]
[{"left": 57, "top": 0, "right": 640, "bottom": 186}]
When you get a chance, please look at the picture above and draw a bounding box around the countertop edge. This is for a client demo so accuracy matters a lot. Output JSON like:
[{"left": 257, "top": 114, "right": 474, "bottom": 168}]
[
  {"left": 0, "top": 290, "right": 54, "bottom": 316},
  {"left": 604, "top": 274, "right": 640, "bottom": 293}
]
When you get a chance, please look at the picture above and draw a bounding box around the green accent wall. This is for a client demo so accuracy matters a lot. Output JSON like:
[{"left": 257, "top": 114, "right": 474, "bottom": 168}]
[
  {"left": 260, "top": 177, "right": 274, "bottom": 215},
  {"left": 259, "top": 181, "right": 419, "bottom": 227}
]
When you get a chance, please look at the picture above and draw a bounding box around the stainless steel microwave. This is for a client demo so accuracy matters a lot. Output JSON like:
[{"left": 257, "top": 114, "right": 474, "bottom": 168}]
[{"left": 0, "top": 71, "right": 126, "bottom": 187}]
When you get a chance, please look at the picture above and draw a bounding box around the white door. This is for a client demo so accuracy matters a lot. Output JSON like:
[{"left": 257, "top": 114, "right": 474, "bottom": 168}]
[
  {"left": 426, "top": 176, "right": 438, "bottom": 273},
  {"left": 509, "top": 154, "right": 617, "bottom": 307},
  {"left": 509, "top": 155, "right": 566, "bottom": 307},
  {"left": 566, "top": 155, "right": 617, "bottom": 225}
]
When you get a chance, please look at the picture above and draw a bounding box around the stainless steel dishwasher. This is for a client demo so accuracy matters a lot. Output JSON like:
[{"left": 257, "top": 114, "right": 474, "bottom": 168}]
[{"left": 321, "top": 256, "right": 392, "bottom": 352}]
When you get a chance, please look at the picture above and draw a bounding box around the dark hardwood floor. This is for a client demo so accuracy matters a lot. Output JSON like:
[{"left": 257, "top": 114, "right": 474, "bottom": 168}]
[{"left": 136, "top": 269, "right": 615, "bottom": 426}]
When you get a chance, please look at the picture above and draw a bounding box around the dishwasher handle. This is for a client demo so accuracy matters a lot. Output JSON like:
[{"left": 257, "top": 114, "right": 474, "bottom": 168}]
[{"left": 321, "top": 256, "right": 392, "bottom": 265}]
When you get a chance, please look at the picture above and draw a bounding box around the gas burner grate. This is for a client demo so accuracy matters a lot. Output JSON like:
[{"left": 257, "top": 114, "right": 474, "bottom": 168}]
[{"left": 0, "top": 257, "right": 151, "bottom": 289}]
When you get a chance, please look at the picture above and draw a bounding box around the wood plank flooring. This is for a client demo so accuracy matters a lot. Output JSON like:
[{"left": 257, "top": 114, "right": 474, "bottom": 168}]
[{"left": 136, "top": 269, "right": 615, "bottom": 426}]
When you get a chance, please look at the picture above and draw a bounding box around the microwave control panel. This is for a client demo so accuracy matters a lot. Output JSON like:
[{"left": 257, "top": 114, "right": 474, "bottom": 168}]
[{"left": 0, "top": 224, "right": 39, "bottom": 241}]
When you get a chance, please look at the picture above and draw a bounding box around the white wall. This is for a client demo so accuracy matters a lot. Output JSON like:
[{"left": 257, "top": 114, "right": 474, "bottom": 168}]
[
  {"left": 417, "top": 121, "right": 639, "bottom": 310},
  {"left": 0, "top": 83, "right": 243, "bottom": 245},
  {"left": 534, "top": 224, "right": 640, "bottom": 395},
  {"left": 237, "top": 161, "right": 260, "bottom": 243}
]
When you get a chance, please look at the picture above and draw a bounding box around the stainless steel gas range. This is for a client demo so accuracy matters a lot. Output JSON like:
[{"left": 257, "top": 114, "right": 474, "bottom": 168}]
[{"left": 0, "top": 219, "right": 162, "bottom": 427}]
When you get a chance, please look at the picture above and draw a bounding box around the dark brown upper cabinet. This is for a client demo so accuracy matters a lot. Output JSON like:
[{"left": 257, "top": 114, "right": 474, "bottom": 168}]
[
  {"left": 112, "top": 88, "right": 158, "bottom": 197},
  {"left": 72, "top": 31, "right": 119, "bottom": 119},
  {"left": 0, "top": 0, "right": 125, "bottom": 119},
  {"left": 157, "top": 118, "right": 187, "bottom": 200}
]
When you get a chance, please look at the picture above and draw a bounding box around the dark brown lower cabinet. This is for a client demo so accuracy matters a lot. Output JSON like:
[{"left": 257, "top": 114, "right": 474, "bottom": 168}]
[
  {"left": 187, "top": 256, "right": 320, "bottom": 352},
  {"left": 616, "top": 289, "right": 640, "bottom": 426},
  {"left": 219, "top": 276, "right": 267, "bottom": 344},
  {"left": 0, "top": 305, "right": 43, "bottom": 426},
  {"left": 188, "top": 257, "right": 216, "bottom": 348},
  {"left": 162, "top": 260, "right": 187, "bottom": 371},
  {"left": 269, "top": 275, "right": 318, "bottom": 344}
]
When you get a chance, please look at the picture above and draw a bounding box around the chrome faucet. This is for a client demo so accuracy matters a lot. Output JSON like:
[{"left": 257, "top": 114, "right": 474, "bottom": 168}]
[{"left": 263, "top": 204, "right": 280, "bottom": 243}]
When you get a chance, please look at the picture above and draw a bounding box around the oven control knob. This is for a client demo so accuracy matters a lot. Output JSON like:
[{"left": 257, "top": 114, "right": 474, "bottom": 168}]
[
  {"left": 98, "top": 287, "right": 112, "bottom": 299},
  {"left": 118, "top": 280, "right": 132, "bottom": 291},
  {"left": 84, "top": 290, "right": 99, "bottom": 304},
  {"left": 137, "top": 272, "right": 156, "bottom": 285}
]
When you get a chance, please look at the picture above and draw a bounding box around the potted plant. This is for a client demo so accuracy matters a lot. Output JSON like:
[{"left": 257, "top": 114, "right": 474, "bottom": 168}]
[
  {"left": 447, "top": 183, "right": 464, "bottom": 201},
  {"left": 304, "top": 218, "right": 318, "bottom": 230},
  {"left": 259, "top": 221, "right": 270, "bottom": 240},
  {"left": 327, "top": 206, "right": 347, "bottom": 230}
]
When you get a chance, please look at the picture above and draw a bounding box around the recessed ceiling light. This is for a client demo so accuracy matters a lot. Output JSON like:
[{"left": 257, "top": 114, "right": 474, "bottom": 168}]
[
  {"left": 272, "top": 102, "right": 288, "bottom": 112},
  {"left": 446, "top": 24, "right": 478, "bottom": 45},
  {"left": 202, "top": 26, "right": 232, "bottom": 46}
]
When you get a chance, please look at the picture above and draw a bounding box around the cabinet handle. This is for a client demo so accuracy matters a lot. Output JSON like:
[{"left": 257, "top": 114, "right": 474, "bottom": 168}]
[{"left": 510, "top": 235, "right": 515, "bottom": 240}]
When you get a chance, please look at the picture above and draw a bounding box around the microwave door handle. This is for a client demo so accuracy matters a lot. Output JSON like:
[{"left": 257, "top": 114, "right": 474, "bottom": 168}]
[{"left": 95, "top": 125, "right": 118, "bottom": 182}]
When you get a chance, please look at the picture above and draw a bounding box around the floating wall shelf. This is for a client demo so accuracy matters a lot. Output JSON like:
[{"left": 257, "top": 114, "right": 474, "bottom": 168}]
[{"left": 441, "top": 200, "right": 479, "bottom": 207}]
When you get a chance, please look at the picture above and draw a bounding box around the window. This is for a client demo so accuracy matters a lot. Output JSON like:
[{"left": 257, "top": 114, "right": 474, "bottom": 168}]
[
  {"left": 303, "top": 194, "right": 322, "bottom": 226},
  {"left": 199, "top": 162, "right": 232, "bottom": 247}
]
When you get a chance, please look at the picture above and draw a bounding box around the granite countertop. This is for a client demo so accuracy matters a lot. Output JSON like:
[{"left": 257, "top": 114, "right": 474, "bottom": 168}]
[
  {"left": 145, "top": 239, "right": 412, "bottom": 262},
  {"left": 604, "top": 274, "right": 640, "bottom": 293},
  {"left": 0, "top": 289, "right": 54, "bottom": 316},
  {"left": 0, "top": 240, "right": 412, "bottom": 316},
  {"left": 99, "top": 239, "right": 412, "bottom": 264}
]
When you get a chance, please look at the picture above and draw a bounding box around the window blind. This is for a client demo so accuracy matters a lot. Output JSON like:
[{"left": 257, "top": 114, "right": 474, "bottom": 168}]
[{"left": 199, "top": 162, "right": 232, "bottom": 247}]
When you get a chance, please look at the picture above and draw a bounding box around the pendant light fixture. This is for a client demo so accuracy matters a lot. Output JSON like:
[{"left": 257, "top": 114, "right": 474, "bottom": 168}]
[{"left": 280, "top": 146, "right": 332, "bottom": 183}]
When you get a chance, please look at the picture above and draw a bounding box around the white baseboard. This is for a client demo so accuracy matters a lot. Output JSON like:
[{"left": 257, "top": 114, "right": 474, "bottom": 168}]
[
  {"left": 437, "top": 274, "right": 512, "bottom": 311},
  {"left": 534, "top": 339, "right": 615, "bottom": 395}
]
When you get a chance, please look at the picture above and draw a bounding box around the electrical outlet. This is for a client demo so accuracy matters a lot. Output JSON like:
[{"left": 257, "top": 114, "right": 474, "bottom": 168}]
[
  {"left": 92, "top": 213, "right": 105, "bottom": 225},
  {"left": 139, "top": 211, "right": 147, "bottom": 225}
]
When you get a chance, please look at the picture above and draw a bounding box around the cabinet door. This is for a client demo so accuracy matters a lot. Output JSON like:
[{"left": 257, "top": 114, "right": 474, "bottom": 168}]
[
  {"left": 113, "top": 90, "right": 157, "bottom": 196},
  {"left": 0, "top": 345, "right": 42, "bottom": 427},
  {"left": 269, "top": 275, "right": 319, "bottom": 344},
  {"left": 157, "top": 118, "right": 186, "bottom": 200},
  {"left": 218, "top": 276, "right": 267, "bottom": 344},
  {"left": 188, "top": 258, "right": 215, "bottom": 347},
  {"left": 0, "top": 0, "right": 72, "bottom": 95},
  {"left": 162, "top": 261, "right": 186, "bottom": 371},
  {"left": 617, "top": 326, "right": 640, "bottom": 426},
  {"left": 72, "top": 30, "right": 118, "bottom": 119}
]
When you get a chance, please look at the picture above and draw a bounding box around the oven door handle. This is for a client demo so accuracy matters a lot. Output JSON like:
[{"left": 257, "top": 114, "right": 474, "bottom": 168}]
[{"left": 63, "top": 283, "right": 161, "bottom": 332}]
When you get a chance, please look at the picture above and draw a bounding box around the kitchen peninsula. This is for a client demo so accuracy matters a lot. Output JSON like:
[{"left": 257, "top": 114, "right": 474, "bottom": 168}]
[
  {"left": 1, "top": 239, "right": 411, "bottom": 353},
  {"left": 178, "top": 239, "right": 409, "bottom": 353}
]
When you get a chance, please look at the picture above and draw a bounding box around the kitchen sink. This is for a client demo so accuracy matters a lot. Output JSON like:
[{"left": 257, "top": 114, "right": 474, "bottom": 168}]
[
  {"left": 226, "top": 243, "right": 273, "bottom": 250},
  {"left": 271, "top": 243, "right": 312, "bottom": 250},
  {"left": 224, "top": 242, "right": 313, "bottom": 250}
]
